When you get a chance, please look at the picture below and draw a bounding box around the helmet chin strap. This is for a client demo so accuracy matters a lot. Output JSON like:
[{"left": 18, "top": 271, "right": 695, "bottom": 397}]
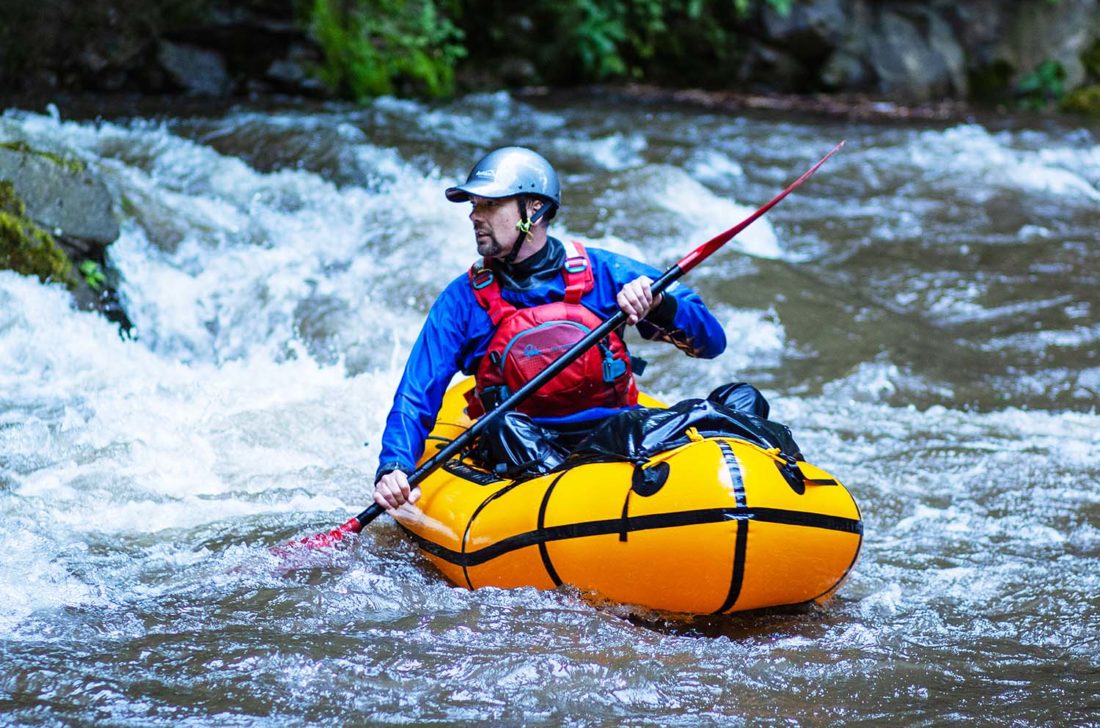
[{"left": 504, "top": 195, "right": 551, "bottom": 265}]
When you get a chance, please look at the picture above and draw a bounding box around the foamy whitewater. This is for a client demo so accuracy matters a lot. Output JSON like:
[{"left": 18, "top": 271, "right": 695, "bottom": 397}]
[{"left": 0, "top": 95, "right": 1096, "bottom": 724}]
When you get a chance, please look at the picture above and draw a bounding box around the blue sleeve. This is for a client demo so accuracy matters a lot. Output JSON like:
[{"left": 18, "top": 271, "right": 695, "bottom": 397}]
[
  {"left": 376, "top": 276, "right": 485, "bottom": 480},
  {"left": 588, "top": 248, "right": 726, "bottom": 359}
]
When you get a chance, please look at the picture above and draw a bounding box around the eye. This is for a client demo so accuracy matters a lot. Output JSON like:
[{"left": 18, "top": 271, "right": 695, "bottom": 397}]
[{"left": 470, "top": 198, "right": 500, "bottom": 212}]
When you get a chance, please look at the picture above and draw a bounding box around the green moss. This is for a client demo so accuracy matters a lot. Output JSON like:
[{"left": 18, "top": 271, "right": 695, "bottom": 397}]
[
  {"left": 0, "top": 140, "right": 87, "bottom": 173},
  {"left": 0, "top": 181, "right": 77, "bottom": 288},
  {"left": 1059, "top": 84, "right": 1100, "bottom": 116}
]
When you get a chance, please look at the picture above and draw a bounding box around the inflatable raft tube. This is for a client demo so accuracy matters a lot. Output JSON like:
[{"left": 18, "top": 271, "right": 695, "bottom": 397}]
[{"left": 392, "top": 379, "right": 863, "bottom": 615}]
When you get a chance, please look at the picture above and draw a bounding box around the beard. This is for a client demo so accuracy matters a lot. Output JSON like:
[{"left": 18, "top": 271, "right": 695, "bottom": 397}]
[{"left": 476, "top": 229, "right": 506, "bottom": 258}]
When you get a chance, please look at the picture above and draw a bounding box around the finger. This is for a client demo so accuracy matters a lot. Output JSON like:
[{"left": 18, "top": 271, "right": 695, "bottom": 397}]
[
  {"left": 620, "top": 294, "right": 649, "bottom": 323},
  {"left": 620, "top": 287, "right": 645, "bottom": 310},
  {"left": 618, "top": 298, "right": 639, "bottom": 323},
  {"left": 632, "top": 281, "right": 654, "bottom": 308},
  {"left": 381, "top": 478, "right": 405, "bottom": 509},
  {"left": 374, "top": 488, "right": 396, "bottom": 511},
  {"left": 408, "top": 487, "right": 421, "bottom": 505}
]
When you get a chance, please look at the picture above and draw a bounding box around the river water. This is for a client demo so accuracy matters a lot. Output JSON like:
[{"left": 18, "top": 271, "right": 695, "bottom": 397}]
[{"left": 0, "top": 92, "right": 1097, "bottom": 725}]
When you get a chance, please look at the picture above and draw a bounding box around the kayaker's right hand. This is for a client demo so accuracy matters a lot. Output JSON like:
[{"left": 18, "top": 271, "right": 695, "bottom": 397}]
[{"left": 374, "top": 469, "right": 418, "bottom": 511}]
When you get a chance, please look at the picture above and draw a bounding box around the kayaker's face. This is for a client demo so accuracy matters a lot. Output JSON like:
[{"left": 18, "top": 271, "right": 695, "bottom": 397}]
[
  {"left": 468, "top": 195, "right": 532, "bottom": 259},
  {"left": 468, "top": 195, "right": 515, "bottom": 258}
]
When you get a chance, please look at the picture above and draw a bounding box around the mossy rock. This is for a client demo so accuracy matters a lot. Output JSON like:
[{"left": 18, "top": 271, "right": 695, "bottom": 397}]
[
  {"left": 0, "top": 180, "right": 77, "bottom": 288},
  {"left": 1059, "top": 84, "right": 1100, "bottom": 116},
  {"left": 0, "top": 140, "right": 86, "bottom": 174},
  {"left": 0, "top": 143, "right": 118, "bottom": 245}
]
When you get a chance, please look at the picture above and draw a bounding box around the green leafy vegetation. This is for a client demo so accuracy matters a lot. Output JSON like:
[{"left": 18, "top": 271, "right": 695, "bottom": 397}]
[
  {"left": 307, "top": 0, "right": 793, "bottom": 98},
  {"left": 79, "top": 260, "right": 108, "bottom": 291},
  {"left": 0, "top": 181, "right": 76, "bottom": 289},
  {"left": 1014, "top": 59, "right": 1066, "bottom": 110},
  {"left": 307, "top": 0, "right": 466, "bottom": 99}
]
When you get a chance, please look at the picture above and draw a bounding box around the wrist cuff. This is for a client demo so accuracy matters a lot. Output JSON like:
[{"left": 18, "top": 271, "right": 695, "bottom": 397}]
[
  {"left": 644, "top": 292, "right": 678, "bottom": 328},
  {"left": 375, "top": 462, "right": 408, "bottom": 484}
]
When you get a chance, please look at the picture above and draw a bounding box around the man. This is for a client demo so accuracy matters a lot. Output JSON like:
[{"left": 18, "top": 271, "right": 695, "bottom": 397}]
[{"left": 373, "top": 146, "right": 757, "bottom": 511}]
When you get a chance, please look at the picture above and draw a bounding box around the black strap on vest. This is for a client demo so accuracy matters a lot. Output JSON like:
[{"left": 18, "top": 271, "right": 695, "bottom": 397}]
[{"left": 504, "top": 195, "right": 553, "bottom": 265}]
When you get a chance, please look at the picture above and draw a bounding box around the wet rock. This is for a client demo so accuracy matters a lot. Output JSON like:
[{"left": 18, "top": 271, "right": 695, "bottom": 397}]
[
  {"left": 500, "top": 58, "right": 539, "bottom": 88},
  {"left": 157, "top": 40, "right": 233, "bottom": 97},
  {"left": 0, "top": 143, "right": 132, "bottom": 333},
  {"left": 0, "top": 180, "right": 75, "bottom": 289},
  {"left": 864, "top": 5, "right": 967, "bottom": 101},
  {"left": 738, "top": 43, "right": 812, "bottom": 93},
  {"left": 761, "top": 0, "right": 847, "bottom": 63},
  {"left": 264, "top": 43, "right": 326, "bottom": 94},
  {"left": 996, "top": 0, "right": 1099, "bottom": 89},
  {"left": 748, "top": 0, "right": 1099, "bottom": 102},
  {"left": 0, "top": 144, "right": 119, "bottom": 246}
]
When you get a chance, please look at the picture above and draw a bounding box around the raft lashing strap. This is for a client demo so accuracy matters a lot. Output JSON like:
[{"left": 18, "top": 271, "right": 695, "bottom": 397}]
[
  {"left": 459, "top": 476, "right": 529, "bottom": 590},
  {"left": 714, "top": 440, "right": 748, "bottom": 613},
  {"left": 716, "top": 440, "right": 748, "bottom": 508},
  {"left": 537, "top": 471, "right": 570, "bottom": 587}
]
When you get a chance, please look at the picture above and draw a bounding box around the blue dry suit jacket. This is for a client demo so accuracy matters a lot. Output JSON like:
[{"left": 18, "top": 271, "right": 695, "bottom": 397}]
[{"left": 376, "top": 238, "right": 727, "bottom": 481}]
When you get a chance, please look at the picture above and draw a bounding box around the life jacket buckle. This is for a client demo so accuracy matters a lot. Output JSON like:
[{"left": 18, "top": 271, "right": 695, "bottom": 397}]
[
  {"left": 479, "top": 384, "right": 510, "bottom": 412},
  {"left": 564, "top": 258, "right": 588, "bottom": 274},
  {"left": 603, "top": 357, "right": 627, "bottom": 382},
  {"left": 472, "top": 268, "right": 495, "bottom": 290}
]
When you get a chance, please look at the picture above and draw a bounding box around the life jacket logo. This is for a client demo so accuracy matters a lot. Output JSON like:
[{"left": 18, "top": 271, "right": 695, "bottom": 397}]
[{"left": 521, "top": 342, "right": 572, "bottom": 357}]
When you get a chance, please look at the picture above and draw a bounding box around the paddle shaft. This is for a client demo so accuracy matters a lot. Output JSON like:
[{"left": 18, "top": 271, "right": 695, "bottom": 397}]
[{"left": 332, "top": 141, "right": 846, "bottom": 535}]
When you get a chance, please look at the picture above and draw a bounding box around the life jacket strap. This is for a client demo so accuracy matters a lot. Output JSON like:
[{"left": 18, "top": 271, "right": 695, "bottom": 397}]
[
  {"left": 561, "top": 240, "right": 592, "bottom": 304},
  {"left": 469, "top": 240, "right": 594, "bottom": 320},
  {"left": 468, "top": 261, "right": 516, "bottom": 325}
]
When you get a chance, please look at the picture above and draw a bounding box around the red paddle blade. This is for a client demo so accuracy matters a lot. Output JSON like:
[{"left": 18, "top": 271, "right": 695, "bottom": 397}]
[
  {"left": 269, "top": 516, "right": 363, "bottom": 559},
  {"left": 676, "top": 140, "right": 845, "bottom": 275}
]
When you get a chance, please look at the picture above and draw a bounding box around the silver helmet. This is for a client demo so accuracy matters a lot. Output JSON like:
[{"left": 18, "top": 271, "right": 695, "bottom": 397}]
[{"left": 445, "top": 146, "right": 561, "bottom": 214}]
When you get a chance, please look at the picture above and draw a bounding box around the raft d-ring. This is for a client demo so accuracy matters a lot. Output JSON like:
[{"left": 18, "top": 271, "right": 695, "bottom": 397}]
[
  {"left": 631, "top": 460, "right": 670, "bottom": 497},
  {"left": 685, "top": 427, "right": 704, "bottom": 443}
]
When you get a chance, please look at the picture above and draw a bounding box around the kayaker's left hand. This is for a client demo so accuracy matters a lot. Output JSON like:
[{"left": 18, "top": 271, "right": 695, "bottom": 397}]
[
  {"left": 617, "top": 276, "right": 663, "bottom": 326},
  {"left": 374, "top": 469, "right": 418, "bottom": 511}
]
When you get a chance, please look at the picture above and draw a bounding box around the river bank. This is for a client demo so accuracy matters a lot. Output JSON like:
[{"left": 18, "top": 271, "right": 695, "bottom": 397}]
[{"left": 2, "top": 0, "right": 1100, "bottom": 115}]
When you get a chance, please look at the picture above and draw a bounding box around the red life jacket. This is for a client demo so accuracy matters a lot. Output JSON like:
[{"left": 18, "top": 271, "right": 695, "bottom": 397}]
[{"left": 466, "top": 241, "right": 638, "bottom": 419}]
